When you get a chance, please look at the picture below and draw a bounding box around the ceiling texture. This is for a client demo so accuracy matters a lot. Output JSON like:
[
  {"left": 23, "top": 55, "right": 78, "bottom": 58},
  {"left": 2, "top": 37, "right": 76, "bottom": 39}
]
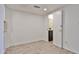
[{"left": 6, "top": 4, "right": 67, "bottom": 15}]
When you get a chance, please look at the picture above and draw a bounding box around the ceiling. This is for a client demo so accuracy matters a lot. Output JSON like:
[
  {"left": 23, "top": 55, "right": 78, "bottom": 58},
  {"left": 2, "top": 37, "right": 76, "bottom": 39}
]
[{"left": 6, "top": 4, "right": 67, "bottom": 15}]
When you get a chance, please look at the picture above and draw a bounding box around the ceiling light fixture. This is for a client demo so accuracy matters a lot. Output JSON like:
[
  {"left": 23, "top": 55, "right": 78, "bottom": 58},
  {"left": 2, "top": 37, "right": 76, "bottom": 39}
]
[{"left": 43, "top": 8, "right": 47, "bottom": 11}]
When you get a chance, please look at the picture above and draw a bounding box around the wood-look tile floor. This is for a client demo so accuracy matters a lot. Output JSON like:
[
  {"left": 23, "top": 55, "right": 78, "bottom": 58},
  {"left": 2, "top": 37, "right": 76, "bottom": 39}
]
[{"left": 5, "top": 40, "right": 73, "bottom": 54}]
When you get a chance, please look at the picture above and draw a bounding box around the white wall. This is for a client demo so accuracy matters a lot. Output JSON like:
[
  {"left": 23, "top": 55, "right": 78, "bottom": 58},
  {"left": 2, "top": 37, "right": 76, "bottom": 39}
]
[
  {"left": 43, "top": 15, "right": 49, "bottom": 41},
  {"left": 5, "top": 8, "right": 46, "bottom": 47},
  {"left": 0, "top": 5, "right": 5, "bottom": 53},
  {"left": 63, "top": 5, "right": 79, "bottom": 53}
]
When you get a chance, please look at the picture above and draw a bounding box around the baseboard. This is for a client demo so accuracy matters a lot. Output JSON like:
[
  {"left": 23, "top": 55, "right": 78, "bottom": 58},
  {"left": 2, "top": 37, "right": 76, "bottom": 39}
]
[
  {"left": 6, "top": 39, "right": 46, "bottom": 48},
  {"left": 63, "top": 46, "right": 78, "bottom": 54}
]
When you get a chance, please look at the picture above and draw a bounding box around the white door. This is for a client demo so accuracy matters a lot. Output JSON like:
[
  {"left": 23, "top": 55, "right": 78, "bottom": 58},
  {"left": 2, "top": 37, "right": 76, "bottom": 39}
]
[{"left": 53, "top": 10, "right": 63, "bottom": 48}]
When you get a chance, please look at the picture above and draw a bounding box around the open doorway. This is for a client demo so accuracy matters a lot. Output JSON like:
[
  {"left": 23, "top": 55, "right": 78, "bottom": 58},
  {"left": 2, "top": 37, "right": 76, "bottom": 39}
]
[{"left": 48, "top": 14, "right": 53, "bottom": 42}]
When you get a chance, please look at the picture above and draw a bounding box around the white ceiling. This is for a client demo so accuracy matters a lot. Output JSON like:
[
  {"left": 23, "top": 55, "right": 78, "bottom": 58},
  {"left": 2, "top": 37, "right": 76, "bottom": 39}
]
[{"left": 6, "top": 4, "right": 67, "bottom": 15}]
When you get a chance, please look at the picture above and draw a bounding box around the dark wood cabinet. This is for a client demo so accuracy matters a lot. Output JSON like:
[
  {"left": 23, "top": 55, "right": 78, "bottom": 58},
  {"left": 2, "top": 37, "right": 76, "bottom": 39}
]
[{"left": 48, "top": 30, "right": 53, "bottom": 41}]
